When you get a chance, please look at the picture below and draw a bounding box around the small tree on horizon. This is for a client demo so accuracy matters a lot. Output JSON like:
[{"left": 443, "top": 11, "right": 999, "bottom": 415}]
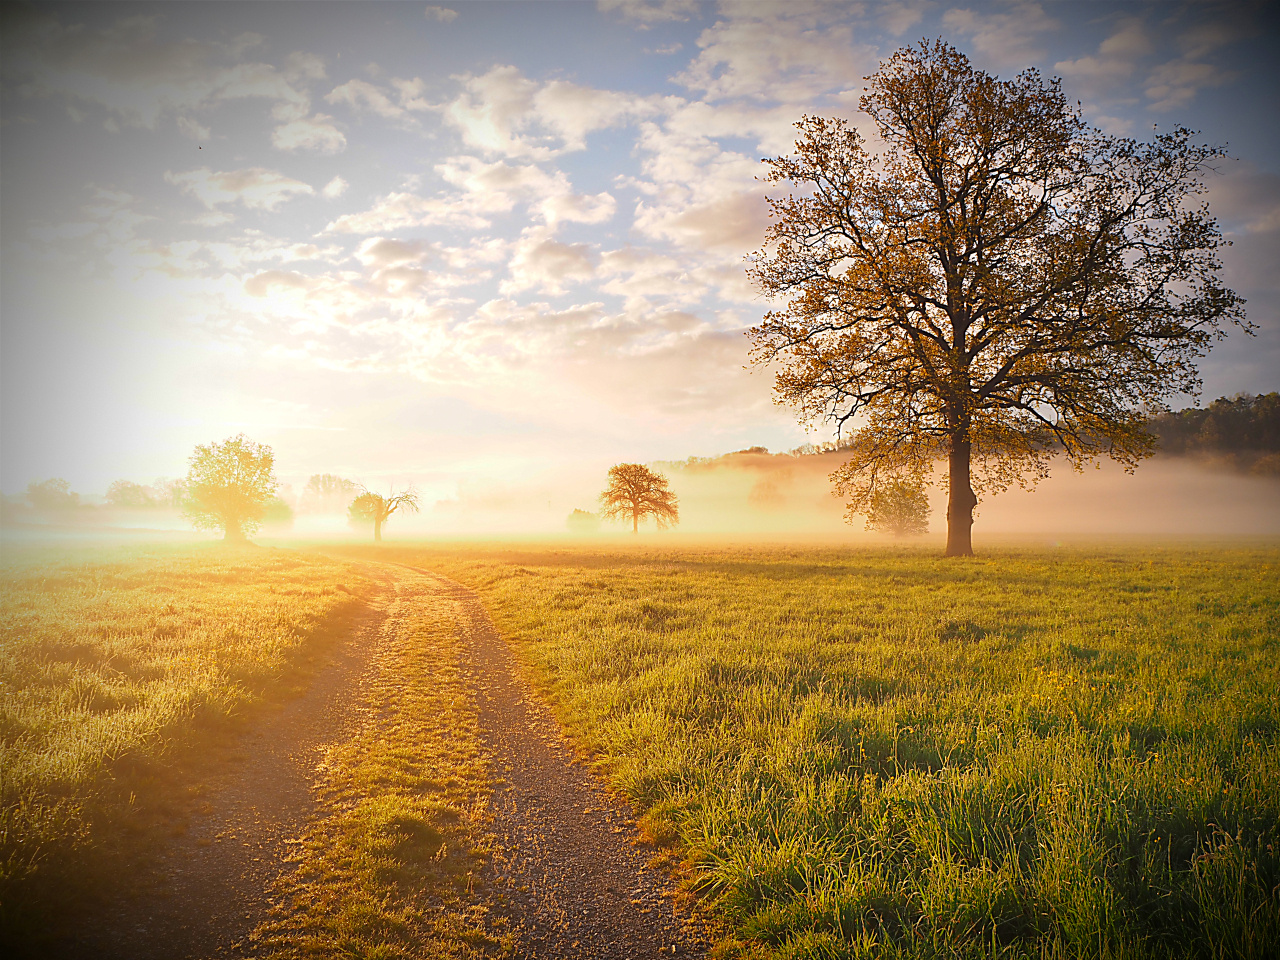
[
  {"left": 348, "top": 488, "right": 420, "bottom": 542},
  {"left": 866, "top": 478, "right": 930, "bottom": 537},
  {"left": 302, "top": 474, "right": 360, "bottom": 513},
  {"left": 182, "top": 435, "right": 278, "bottom": 541},
  {"left": 749, "top": 40, "right": 1247, "bottom": 556},
  {"left": 26, "top": 478, "right": 79, "bottom": 512},
  {"left": 599, "top": 463, "right": 679, "bottom": 534}
]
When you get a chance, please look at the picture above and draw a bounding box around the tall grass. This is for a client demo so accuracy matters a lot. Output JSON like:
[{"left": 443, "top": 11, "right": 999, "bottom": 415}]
[
  {"left": 370, "top": 542, "right": 1279, "bottom": 959},
  {"left": 0, "top": 543, "right": 369, "bottom": 943}
]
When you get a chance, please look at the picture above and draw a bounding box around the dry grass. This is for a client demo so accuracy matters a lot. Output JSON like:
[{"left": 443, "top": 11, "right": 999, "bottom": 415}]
[{"left": 0, "top": 542, "right": 370, "bottom": 945}]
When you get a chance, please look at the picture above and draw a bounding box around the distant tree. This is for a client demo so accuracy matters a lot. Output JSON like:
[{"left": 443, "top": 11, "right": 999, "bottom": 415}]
[
  {"left": 599, "top": 464, "right": 679, "bottom": 534},
  {"left": 302, "top": 474, "right": 359, "bottom": 512},
  {"left": 26, "top": 478, "right": 79, "bottom": 511},
  {"left": 866, "top": 479, "right": 930, "bottom": 537},
  {"left": 348, "top": 488, "right": 420, "bottom": 542},
  {"left": 749, "top": 41, "right": 1247, "bottom": 556},
  {"left": 152, "top": 478, "right": 188, "bottom": 509},
  {"left": 262, "top": 497, "right": 295, "bottom": 530},
  {"left": 182, "top": 435, "right": 278, "bottom": 541},
  {"left": 566, "top": 508, "right": 601, "bottom": 534},
  {"left": 106, "top": 480, "right": 157, "bottom": 509}
]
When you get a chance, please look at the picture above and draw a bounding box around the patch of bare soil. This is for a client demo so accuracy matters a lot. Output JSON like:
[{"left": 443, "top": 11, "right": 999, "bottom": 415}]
[
  {"left": 410, "top": 568, "right": 709, "bottom": 959},
  {"left": 53, "top": 563, "right": 400, "bottom": 960}
]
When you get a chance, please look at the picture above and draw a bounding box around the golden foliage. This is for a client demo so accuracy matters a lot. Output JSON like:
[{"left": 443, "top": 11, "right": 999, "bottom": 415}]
[{"left": 749, "top": 41, "right": 1247, "bottom": 553}]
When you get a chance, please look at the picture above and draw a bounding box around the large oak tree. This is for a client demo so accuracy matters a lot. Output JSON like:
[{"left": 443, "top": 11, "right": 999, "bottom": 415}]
[{"left": 749, "top": 41, "right": 1247, "bottom": 555}]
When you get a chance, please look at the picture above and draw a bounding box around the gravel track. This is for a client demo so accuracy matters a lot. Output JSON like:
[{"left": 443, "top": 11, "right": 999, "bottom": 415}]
[
  {"left": 406, "top": 566, "right": 708, "bottom": 959},
  {"left": 52, "top": 562, "right": 706, "bottom": 958}
]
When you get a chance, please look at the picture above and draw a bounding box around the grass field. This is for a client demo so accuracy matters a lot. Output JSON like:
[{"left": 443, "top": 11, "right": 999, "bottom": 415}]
[
  {"left": 0, "top": 543, "right": 371, "bottom": 944},
  {"left": 355, "top": 541, "right": 1280, "bottom": 959}
]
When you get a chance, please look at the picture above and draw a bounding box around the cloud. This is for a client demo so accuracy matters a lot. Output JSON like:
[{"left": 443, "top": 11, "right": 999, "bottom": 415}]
[
  {"left": 272, "top": 113, "right": 347, "bottom": 152},
  {"left": 502, "top": 231, "right": 598, "bottom": 295},
  {"left": 1, "top": 10, "right": 316, "bottom": 128},
  {"left": 1208, "top": 164, "right": 1280, "bottom": 237},
  {"left": 245, "top": 269, "right": 313, "bottom": 297},
  {"left": 425, "top": 6, "right": 459, "bottom": 22},
  {"left": 539, "top": 191, "right": 617, "bottom": 229},
  {"left": 177, "top": 115, "right": 211, "bottom": 141},
  {"left": 166, "top": 167, "right": 315, "bottom": 210},
  {"left": 941, "top": 2, "right": 1058, "bottom": 71},
  {"left": 326, "top": 78, "right": 411, "bottom": 121},
  {"left": 676, "top": 4, "right": 874, "bottom": 102},
  {"left": 321, "top": 176, "right": 349, "bottom": 199},
  {"left": 323, "top": 191, "right": 489, "bottom": 233},
  {"left": 1055, "top": 18, "right": 1152, "bottom": 101},
  {"left": 355, "top": 237, "right": 434, "bottom": 269},
  {"left": 1145, "top": 57, "right": 1231, "bottom": 111},
  {"left": 445, "top": 65, "right": 655, "bottom": 158},
  {"left": 598, "top": 0, "right": 699, "bottom": 27}
]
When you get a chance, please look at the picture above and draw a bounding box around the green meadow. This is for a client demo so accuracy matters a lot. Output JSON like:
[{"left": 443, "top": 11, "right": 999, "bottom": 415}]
[
  {"left": 365, "top": 541, "right": 1280, "bottom": 959},
  {"left": 3, "top": 539, "right": 1278, "bottom": 958}
]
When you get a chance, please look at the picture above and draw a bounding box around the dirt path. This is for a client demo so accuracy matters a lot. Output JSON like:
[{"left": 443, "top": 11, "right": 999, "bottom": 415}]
[
  {"left": 55, "top": 562, "right": 705, "bottom": 958},
  {"left": 408, "top": 566, "right": 707, "bottom": 958},
  {"left": 57, "top": 563, "right": 401, "bottom": 959}
]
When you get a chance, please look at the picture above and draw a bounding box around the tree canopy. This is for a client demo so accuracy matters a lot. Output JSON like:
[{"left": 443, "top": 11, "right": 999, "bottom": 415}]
[
  {"left": 599, "top": 463, "right": 679, "bottom": 533},
  {"left": 182, "top": 434, "right": 278, "bottom": 541},
  {"left": 749, "top": 40, "right": 1247, "bottom": 555},
  {"left": 866, "top": 478, "right": 930, "bottom": 537},
  {"left": 26, "top": 478, "right": 79, "bottom": 512}
]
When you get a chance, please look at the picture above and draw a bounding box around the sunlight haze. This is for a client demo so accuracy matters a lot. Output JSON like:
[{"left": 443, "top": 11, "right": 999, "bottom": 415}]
[{"left": 2, "top": 1, "right": 1278, "bottom": 525}]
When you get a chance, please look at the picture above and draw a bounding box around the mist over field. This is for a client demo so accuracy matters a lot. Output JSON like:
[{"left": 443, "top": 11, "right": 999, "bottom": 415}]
[{"left": 7, "top": 448, "right": 1278, "bottom": 542}]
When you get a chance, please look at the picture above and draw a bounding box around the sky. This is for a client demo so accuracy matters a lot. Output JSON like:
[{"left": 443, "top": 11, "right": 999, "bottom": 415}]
[{"left": 2, "top": 0, "right": 1278, "bottom": 514}]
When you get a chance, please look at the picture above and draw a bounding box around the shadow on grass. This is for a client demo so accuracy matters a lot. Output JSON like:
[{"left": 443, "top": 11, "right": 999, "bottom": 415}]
[{"left": 0, "top": 593, "right": 373, "bottom": 958}]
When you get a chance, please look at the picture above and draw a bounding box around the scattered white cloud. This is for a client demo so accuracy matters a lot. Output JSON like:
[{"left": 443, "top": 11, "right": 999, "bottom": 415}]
[
  {"left": 880, "top": 2, "right": 925, "bottom": 37},
  {"left": 598, "top": 0, "right": 699, "bottom": 27},
  {"left": 272, "top": 113, "right": 347, "bottom": 152},
  {"left": 1055, "top": 18, "right": 1151, "bottom": 101},
  {"left": 502, "top": 230, "right": 598, "bottom": 295},
  {"left": 327, "top": 78, "right": 410, "bottom": 121},
  {"left": 942, "top": 2, "right": 1058, "bottom": 71},
  {"left": 1145, "top": 52, "right": 1232, "bottom": 111},
  {"left": 166, "top": 166, "right": 315, "bottom": 210},
  {"left": 177, "top": 115, "right": 211, "bottom": 141},
  {"left": 676, "top": 4, "right": 874, "bottom": 102},
  {"left": 424, "top": 6, "right": 459, "bottom": 22},
  {"left": 445, "top": 66, "right": 655, "bottom": 158},
  {"left": 321, "top": 175, "right": 349, "bottom": 199}
]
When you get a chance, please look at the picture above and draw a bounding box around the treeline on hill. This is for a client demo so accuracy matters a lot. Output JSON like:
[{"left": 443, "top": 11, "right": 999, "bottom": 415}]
[
  {"left": 1147, "top": 392, "right": 1280, "bottom": 474},
  {"left": 665, "top": 393, "right": 1280, "bottom": 477},
  {"left": 0, "top": 473, "right": 359, "bottom": 529}
]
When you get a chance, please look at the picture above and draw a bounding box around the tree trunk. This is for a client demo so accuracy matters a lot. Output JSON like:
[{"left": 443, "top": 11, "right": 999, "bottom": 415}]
[
  {"left": 223, "top": 522, "right": 245, "bottom": 542},
  {"left": 945, "top": 434, "right": 977, "bottom": 557},
  {"left": 373, "top": 516, "right": 383, "bottom": 542},
  {"left": 632, "top": 510, "right": 638, "bottom": 534}
]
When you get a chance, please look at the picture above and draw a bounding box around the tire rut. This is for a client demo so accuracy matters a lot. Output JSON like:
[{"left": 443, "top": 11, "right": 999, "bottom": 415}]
[
  {"left": 404, "top": 566, "right": 708, "bottom": 959},
  {"left": 54, "top": 563, "right": 400, "bottom": 960}
]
